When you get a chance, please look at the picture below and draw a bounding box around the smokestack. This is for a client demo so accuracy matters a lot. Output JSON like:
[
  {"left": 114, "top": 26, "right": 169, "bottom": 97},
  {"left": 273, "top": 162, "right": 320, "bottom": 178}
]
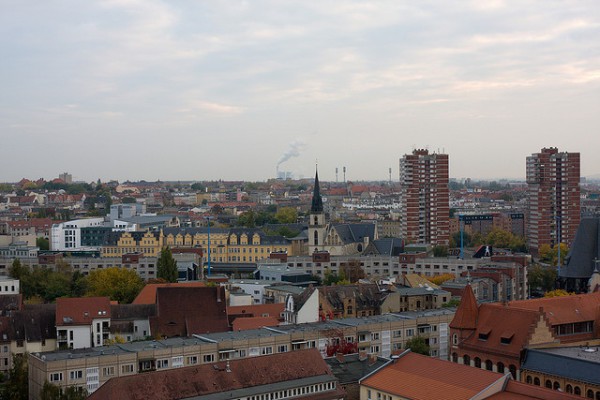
[
  {"left": 335, "top": 167, "right": 338, "bottom": 183},
  {"left": 343, "top": 166, "right": 346, "bottom": 183}
]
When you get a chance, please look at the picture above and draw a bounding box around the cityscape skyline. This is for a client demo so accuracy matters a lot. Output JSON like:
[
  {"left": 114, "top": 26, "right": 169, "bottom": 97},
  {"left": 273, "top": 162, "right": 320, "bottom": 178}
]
[{"left": 1, "top": 1, "right": 599, "bottom": 183}]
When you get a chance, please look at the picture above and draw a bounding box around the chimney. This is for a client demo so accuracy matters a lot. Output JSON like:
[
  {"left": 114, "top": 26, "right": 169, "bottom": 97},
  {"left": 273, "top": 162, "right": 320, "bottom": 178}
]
[
  {"left": 226, "top": 360, "right": 231, "bottom": 372},
  {"left": 335, "top": 352, "right": 345, "bottom": 364},
  {"left": 359, "top": 351, "right": 368, "bottom": 361}
]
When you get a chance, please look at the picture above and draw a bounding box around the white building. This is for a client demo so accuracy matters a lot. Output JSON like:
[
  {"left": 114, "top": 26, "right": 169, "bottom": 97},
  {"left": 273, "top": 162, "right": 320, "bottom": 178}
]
[
  {"left": 0, "top": 276, "right": 19, "bottom": 295},
  {"left": 56, "top": 297, "right": 111, "bottom": 350},
  {"left": 50, "top": 218, "right": 105, "bottom": 251}
]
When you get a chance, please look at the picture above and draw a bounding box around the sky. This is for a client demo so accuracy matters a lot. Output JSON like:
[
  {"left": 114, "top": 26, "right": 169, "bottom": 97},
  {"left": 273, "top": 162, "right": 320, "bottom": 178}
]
[{"left": 1, "top": 1, "right": 599, "bottom": 183}]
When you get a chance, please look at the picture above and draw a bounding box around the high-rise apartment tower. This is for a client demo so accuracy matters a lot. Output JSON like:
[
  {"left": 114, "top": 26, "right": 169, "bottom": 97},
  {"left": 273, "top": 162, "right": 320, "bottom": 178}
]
[
  {"left": 399, "top": 149, "right": 450, "bottom": 246},
  {"left": 526, "top": 147, "right": 580, "bottom": 256}
]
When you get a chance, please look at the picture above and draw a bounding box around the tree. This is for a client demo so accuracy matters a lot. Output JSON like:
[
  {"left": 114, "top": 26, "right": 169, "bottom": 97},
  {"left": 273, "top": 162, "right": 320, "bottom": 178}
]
[
  {"left": 426, "top": 273, "right": 455, "bottom": 286},
  {"left": 157, "top": 247, "right": 178, "bottom": 283},
  {"left": 36, "top": 237, "right": 50, "bottom": 251},
  {"left": 432, "top": 245, "right": 448, "bottom": 257},
  {"left": 405, "top": 336, "right": 430, "bottom": 356},
  {"left": 9, "top": 259, "right": 28, "bottom": 280},
  {"left": 538, "top": 243, "right": 569, "bottom": 266},
  {"left": 527, "top": 264, "right": 557, "bottom": 294},
  {"left": 237, "top": 210, "right": 256, "bottom": 227},
  {"left": 191, "top": 182, "right": 205, "bottom": 191},
  {"left": 544, "top": 289, "right": 574, "bottom": 298},
  {"left": 275, "top": 207, "right": 298, "bottom": 224},
  {"left": 1, "top": 354, "right": 28, "bottom": 400},
  {"left": 87, "top": 267, "right": 145, "bottom": 303},
  {"left": 40, "top": 382, "right": 87, "bottom": 400}
]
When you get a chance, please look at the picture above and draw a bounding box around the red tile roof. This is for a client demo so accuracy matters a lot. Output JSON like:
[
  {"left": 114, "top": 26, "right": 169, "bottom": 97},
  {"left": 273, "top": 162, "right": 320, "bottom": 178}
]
[
  {"left": 55, "top": 297, "right": 111, "bottom": 326},
  {"left": 150, "top": 286, "right": 228, "bottom": 337},
  {"left": 487, "top": 380, "right": 581, "bottom": 399},
  {"left": 227, "top": 303, "right": 284, "bottom": 318},
  {"left": 232, "top": 316, "right": 280, "bottom": 331},
  {"left": 449, "top": 284, "right": 478, "bottom": 330},
  {"left": 460, "top": 304, "right": 553, "bottom": 358},
  {"left": 507, "top": 292, "right": 600, "bottom": 326},
  {"left": 88, "top": 348, "right": 339, "bottom": 400},
  {"left": 362, "top": 352, "right": 501, "bottom": 400},
  {"left": 132, "top": 282, "right": 206, "bottom": 305}
]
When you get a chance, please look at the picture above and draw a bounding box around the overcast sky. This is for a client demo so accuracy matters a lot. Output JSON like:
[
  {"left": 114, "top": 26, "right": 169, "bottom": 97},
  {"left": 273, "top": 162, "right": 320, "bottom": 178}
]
[{"left": 1, "top": 1, "right": 599, "bottom": 183}]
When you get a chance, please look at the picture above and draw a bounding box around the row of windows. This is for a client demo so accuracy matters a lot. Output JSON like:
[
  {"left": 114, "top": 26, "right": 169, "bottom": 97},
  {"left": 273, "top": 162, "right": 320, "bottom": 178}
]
[{"left": 243, "top": 381, "right": 336, "bottom": 400}]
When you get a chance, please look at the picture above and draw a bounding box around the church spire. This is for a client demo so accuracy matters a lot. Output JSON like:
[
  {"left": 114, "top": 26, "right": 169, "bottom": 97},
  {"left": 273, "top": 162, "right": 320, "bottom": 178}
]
[{"left": 311, "top": 167, "right": 323, "bottom": 213}]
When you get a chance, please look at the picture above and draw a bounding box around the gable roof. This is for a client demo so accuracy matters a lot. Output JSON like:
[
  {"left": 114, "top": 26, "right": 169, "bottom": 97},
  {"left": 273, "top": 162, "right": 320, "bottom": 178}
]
[
  {"left": 150, "top": 286, "right": 228, "bottom": 337},
  {"left": 232, "top": 316, "right": 280, "bottom": 331},
  {"left": 561, "top": 217, "right": 600, "bottom": 278},
  {"left": 56, "top": 297, "right": 111, "bottom": 326},
  {"left": 330, "top": 223, "right": 376, "bottom": 245},
  {"left": 132, "top": 281, "right": 206, "bottom": 305},
  {"left": 507, "top": 292, "right": 600, "bottom": 326},
  {"left": 87, "top": 348, "right": 338, "bottom": 400},
  {"left": 318, "top": 284, "right": 385, "bottom": 311},
  {"left": 459, "top": 304, "right": 552, "bottom": 358},
  {"left": 361, "top": 351, "right": 502, "bottom": 400}
]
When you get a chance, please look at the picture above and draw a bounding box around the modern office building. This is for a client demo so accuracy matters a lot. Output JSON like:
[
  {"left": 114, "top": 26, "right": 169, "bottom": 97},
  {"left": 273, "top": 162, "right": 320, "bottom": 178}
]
[
  {"left": 526, "top": 147, "right": 580, "bottom": 256},
  {"left": 399, "top": 149, "right": 450, "bottom": 246}
]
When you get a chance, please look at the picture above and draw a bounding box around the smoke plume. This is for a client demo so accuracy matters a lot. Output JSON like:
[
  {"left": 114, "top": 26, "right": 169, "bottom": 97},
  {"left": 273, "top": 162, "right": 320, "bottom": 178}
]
[{"left": 277, "top": 139, "right": 307, "bottom": 168}]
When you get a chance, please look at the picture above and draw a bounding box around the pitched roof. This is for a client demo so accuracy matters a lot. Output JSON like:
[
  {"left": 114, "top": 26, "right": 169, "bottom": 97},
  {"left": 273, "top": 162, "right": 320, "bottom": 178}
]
[
  {"left": 311, "top": 169, "right": 324, "bottom": 213},
  {"left": 521, "top": 348, "right": 600, "bottom": 386},
  {"left": 232, "top": 316, "right": 280, "bottom": 331},
  {"left": 132, "top": 281, "right": 206, "bottom": 305},
  {"left": 227, "top": 303, "right": 284, "bottom": 318},
  {"left": 506, "top": 292, "right": 600, "bottom": 326},
  {"left": 561, "top": 217, "right": 600, "bottom": 278},
  {"left": 460, "top": 304, "right": 551, "bottom": 358},
  {"left": 318, "top": 284, "right": 385, "bottom": 310},
  {"left": 449, "top": 285, "right": 478, "bottom": 330},
  {"left": 361, "top": 351, "right": 502, "bottom": 400},
  {"left": 88, "top": 348, "right": 337, "bottom": 400},
  {"left": 150, "top": 286, "right": 228, "bottom": 337},
  {"left": 330, "top": 223, "right": 376, "bottom": 245},
  {"left": 56, "top": 297, "right": 111, "bottom": 326},
  {"left": 486, "top": 380, "right": 581, "bottom": 400}
]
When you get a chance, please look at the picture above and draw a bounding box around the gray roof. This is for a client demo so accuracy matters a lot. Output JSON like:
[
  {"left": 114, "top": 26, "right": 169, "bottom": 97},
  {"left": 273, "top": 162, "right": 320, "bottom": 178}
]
[
  {"left": 331, "top": 223, "right": 376, "bottom": 245},
  {"left": 561, "top": 217, "right": 600, "bottom": 278},
  {"left": 368, "top": 238, "right": 404, "bottom": 256},
  {"left": 325, "top": 353, "right": 389, "bottom": 384},
  {"left": 522, "top": 347, "right": 600, "bottom": 385}
]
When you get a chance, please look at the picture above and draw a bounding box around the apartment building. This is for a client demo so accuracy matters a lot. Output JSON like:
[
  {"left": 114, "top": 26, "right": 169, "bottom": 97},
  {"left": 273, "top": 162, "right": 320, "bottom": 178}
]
[
  {"left": 399, "top": 149, "right": 450, "bottom": 246},
  {"left": 526, "top": 147, "right": 580, "bottom": 256},
  {"left": 28, "top": 309, "right": 455, "bottom": 398}
]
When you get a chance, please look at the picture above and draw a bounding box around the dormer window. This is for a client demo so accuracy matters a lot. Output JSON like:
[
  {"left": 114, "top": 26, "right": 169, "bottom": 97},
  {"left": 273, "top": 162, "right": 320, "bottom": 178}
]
[
  {"left": 478, "top": 328, "right": 491, "bottom": 341},
  {"left": 500, "top": 333, "right": 514, "bottom": 345}
]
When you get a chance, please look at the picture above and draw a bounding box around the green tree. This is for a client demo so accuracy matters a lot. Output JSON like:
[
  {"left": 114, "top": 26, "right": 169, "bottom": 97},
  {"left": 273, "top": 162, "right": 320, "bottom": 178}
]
[
  {"left": 1, "top": 354, "right": 28, "bottom": 400},
  {"left": 9, "top": 259, "right": 28, "bottom": 280},
  {"left": 432, "top": 245, "right": 449, "bottom": 257},
  {"left": 157, "top": 247, "right": 178, "bottom": 283},
  {"left": 40, "top": 382, "right": 87, "bottom": 400},
  {"left": 237, "top": 210, "right": 256, "bottom": 227},
  {"left": 36, "top": 237, "right": 50, "bottom": 251},
  {"left": 191, "top": 182, "right": 205, "bottom": 191},
  {"left": 121, "top": 197, "right": 137, "bottom": 204},
  {"left": 275, "top": 207, "right": 298, "bottom": 224},
  {"left": 405, "top": 336, "right": 430, "bottom": 356},
  {"left": 528, "top": 264, "right": 557, "bottom": 294},
  {"left": 87, "top": 267, "right": 145, "bottom": 303}
]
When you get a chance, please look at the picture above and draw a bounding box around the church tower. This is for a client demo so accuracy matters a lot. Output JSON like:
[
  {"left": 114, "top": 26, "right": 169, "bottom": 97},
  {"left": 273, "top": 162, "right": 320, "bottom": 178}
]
[{"left": 308, "top": 168, "right": 327, "bottom": 253}]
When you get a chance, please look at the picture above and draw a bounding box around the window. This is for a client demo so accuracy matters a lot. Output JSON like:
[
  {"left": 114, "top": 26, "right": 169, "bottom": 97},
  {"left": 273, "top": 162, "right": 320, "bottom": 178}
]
[
  {"left": 102, "top": 367, "right": 115, "bottom": 377},
  {"left": 261, "top": 346, "right": 273, "bottom": 355},
  {"left": 203, "top": 354, "right": 215, "bottom": 363},
  {"left": 69, "top": 370, "right": 83, "bottom": 380},
  {"left": 121, "top": 364, "right": 134, "bottom": 374},
  {"left": 50, "top": 372, "right": 63, "bottom": 382},
  {"left": 278, "top": 345, "right": 288, "bottom": 353},
  {"left": 371, "top": 332, "right": 380, "bottom": 341},
  {"left": 393, "top": 330, "right": 402, "bottom": 338},
  {"left": 172, "top": 356, "right": 184, "bottom": 368},
  {"left": 406, "top": 329, "right": 414, "bottom": 337},
  {"left": 187, "top": 356, "right": 198, "bottom": 365}
]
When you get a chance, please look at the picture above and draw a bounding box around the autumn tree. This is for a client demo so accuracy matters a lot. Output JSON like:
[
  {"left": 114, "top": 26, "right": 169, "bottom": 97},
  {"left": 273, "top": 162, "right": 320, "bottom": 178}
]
[
  {"left": 157, "top": 247, "right": 178, "bottom": 282},
  {"left": 426, "top": 273, "right": 455, "bottom": 286},
  {"left": 538, "top": 243, "right": 569, "bottom": 266},
  {"left": 528, "top": 264, "right": 557, "bottom": 294},
  {"left": 544, "top": 289, "right": 574, "bottom": 298},
  {"left": 87, "top": 267, "right": 145, "bottom": 303}
]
